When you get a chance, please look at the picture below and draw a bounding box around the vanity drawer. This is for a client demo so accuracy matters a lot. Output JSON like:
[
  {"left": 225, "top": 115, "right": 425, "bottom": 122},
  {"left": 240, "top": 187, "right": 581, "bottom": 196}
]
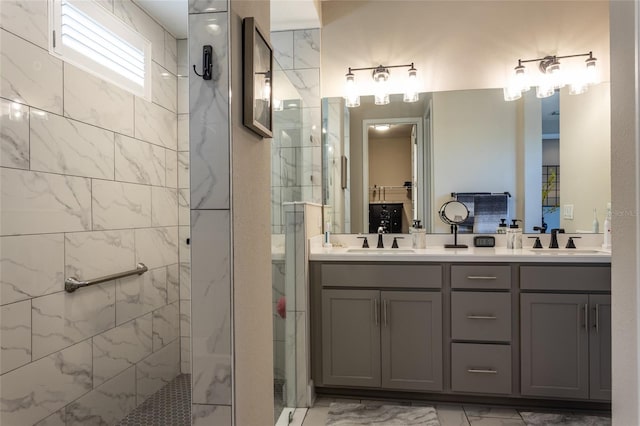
[
  {"left": 520, "top": 266, "right": 611, "bottom": 291},
  {"left": 451, "top": 292, "right": 511, "bottom": 342},
  {"left": 320, "top": 263, "right": 442, "bottom": 288},
  {"left": 451, "top": 265, "right": 511, "bottom": 289},
  {"left": 451, "top": 343, "right": 511, "bottom": 395}
]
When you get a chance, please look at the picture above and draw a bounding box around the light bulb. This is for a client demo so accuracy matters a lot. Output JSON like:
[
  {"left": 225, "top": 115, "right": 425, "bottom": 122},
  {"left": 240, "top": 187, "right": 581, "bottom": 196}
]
[
  {"left": 503, "top": 85, "right": 522, "bottom": 102},
  {"left": 547, "top": 59, "right": 564, "bottom": 89},
  {"left": 344, "top": 71, "right": 360, "bottom": 108},
  {"left": 373, "top": 66, "right": 390, "bottom": 106},
  {"left": 403, "top": 66, "right": 419, "bottom": 103},
  {"left": 536, "top": 83, "right": 555, "bottom": 99},
  {"left": 585, "top": 55, "right": 598, "bottom": 85},
  {"left": 262, "top": 77, "right": 271, "bottom": 103},
  {"left": 514, "top": 63, "right": 530, "bottom": 92}
]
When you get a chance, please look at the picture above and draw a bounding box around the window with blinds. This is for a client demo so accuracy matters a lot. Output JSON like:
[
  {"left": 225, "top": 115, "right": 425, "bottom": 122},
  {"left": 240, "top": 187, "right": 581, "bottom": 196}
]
[{"left": 49, "top": 0, "right": 151, "bottom": 100}]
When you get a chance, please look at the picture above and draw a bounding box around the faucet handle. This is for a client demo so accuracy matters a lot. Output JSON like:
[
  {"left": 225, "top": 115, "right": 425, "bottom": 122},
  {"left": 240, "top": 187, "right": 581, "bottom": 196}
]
[
  {"left": 357, "top": 236, "right": 369, "bottom": 248},
  {"left": 565, "top": 236, "right": 581, "bottom": 249},
  {"left": 391, "top": 237, "right": 404, "bottom": 248},
  {"left": 528, "top": 236, "right": 543, "bottom": 249}
]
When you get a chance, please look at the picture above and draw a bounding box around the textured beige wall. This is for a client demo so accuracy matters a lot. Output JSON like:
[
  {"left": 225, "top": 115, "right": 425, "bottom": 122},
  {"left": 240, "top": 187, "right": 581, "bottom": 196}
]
[
  {"left": 610, "top": 1, "right": 640, "bottom": 424},
  {"left": 230, "top": 2, "right": 274, "bottom": 424}
]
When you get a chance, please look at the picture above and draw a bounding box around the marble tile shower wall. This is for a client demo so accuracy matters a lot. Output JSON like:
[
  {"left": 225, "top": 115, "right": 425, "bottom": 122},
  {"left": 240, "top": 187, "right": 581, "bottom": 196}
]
[
  {"left": 270, "top": 29, "right": 322, "bottom": 234},
  {"left": 0, "top": 1, "right": 187, "bottom": 424}
]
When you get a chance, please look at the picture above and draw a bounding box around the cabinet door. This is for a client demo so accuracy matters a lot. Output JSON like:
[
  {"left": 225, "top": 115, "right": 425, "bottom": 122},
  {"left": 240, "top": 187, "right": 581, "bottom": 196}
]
[
  {"left": 322, "top": 289, "right": 381, "bottom": 387},
  {"left": 521, "top": 293, "right": 589, "bottom": 399},
  {"left": 589, "top": 294, "right": 611, "bottom": 400},
  {"left": 380, "top": 291, "right": 442, "bottom": 391}
]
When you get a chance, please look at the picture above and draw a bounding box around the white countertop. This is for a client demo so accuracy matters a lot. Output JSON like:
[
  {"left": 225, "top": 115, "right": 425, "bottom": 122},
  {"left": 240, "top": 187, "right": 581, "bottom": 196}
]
[{"left": 309, "top": 234, "right": 611, "bottom": 263}]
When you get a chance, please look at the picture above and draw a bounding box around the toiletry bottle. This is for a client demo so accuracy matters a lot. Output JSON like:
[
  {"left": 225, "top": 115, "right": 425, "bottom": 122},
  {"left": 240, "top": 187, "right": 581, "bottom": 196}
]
[
  {"left": 592, "top": 208, "right": 600, "bottom": 233},
  {"left": 496, "top": 218, "right": 507, "bottom": 234},
  {"left": 506, "top": 219, "right": 523, "bottom": 249},
  {"left": 411, "top": 220, "right": 426, "bottom": 249},
  {"left": 603, "top": 207, "right": 612, "bottom": 249},
  {"left": 323, "top": 221, "right": 332, "bottom": 248}
]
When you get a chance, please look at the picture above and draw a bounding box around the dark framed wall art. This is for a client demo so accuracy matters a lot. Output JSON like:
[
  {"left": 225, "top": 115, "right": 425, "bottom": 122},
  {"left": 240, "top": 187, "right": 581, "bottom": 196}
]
[{"left": 243, "top": 17, "right": 273, "bottom": 138}]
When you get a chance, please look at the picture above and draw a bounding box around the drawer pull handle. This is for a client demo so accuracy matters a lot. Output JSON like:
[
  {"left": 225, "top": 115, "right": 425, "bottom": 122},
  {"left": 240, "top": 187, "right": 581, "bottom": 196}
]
[
  {"left": 467, "top": 369, "right": 498, "bottom": 374},
  {"left": 466, "top": 276, "right": 497, "bottom": 280},
  {"left": 467, "top": 315, "right": 497, "bottom": 320}
]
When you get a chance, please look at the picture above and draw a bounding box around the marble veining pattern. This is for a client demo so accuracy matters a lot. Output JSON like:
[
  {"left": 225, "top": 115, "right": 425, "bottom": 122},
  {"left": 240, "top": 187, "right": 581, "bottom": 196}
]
[
  {"left": 189, "top": 12, "right": 230, "bottom": 210},
  {"left": 115, "top": 134, "right": 166, "bottom": 186},
  {"left": 188, "top": 0, "right": 228, "bottom": 13},
  {"left": 164, "top": 32, "right": 178, "bottom": 76},
  {"left": 167, "top": 264, "right": 180, "bottom": 304},
  {"left": 177, "top": 114, "right": 189, "bottom": 151},
  {"left": 179, "top": 226, "right": 191, "bottom": 263},
  {"left": 0, "top": 98, "right": 29, "bottom": 169},
  {"left": 136, "top": 339, "right": 180, "bottom": 405},
  {"left": 64, "top": 366, "right": 136, "bottom": 426},
  {"left": 178, "top": 151, "right": 190, "bottom": 189},
  {"left": 30, "top": 110, "right": 115, "bottom": 179},
  {"left": 166, "top": 149, "right": 178, "bottom": 188},
  {"left": 190, "top": 210, "right": 232, "bottom": 405},
  {"left": 152, "top": 62, "right": 178, "bottom": 113},
  {"left": 93, "top": 314, "right": 152, "bottom": 386},
  {"left": 284, "top": 69, "right": 320, "bottom": 108},
  {"left": 0, "top": 340, "right": 92, "bottom": 426},
  {"left": 65, "top": 230, "right": 135, "bottom": 281},
  {"left": 92, "top": 180, "right": 152, "bottom": 230},
  {"left": 134, "top": 227, "right": 179, "bottom": 269},
  {"left": 112, "top": 0, "right": 166, "bottom": 67},
  {"left": 135, "top": 98, "right": 177, "bottom": 150},
  {"left": 31, "top": 283, "right": 115, "bottom": 360},
  {"left": 0, "top": 0, "right": 48, "bottom": 49},
  {"left": 0, "top": 300, "right": 32, "bottom": 374},
  {"left": 271, "top": 31, "right": 294, "bottom": 70},
  {"left": 151, "top": 187, "right": 179, "bottom": 227},
  {"left": 152, "top": 301, "right": 179, "bottom": 350},
  {"left": 0, "top": 29, "right": 63, "bottom": 115},
  {"left": 179, "top": 262, "right": 191, "bottom": 300},
  {"left": 1, "top": 168, "right": 92, "bottom": 236},
  {"left": 192, "top": 404, "right": 231, "bottom": 425},
  {"left": 63, "top": 63, "right": 134, "bottom": 136},
  {"left": 520, "top": 411, "right": 611, "bottom": 426},
  {"left": 294, "top": 29, "right": 321, "bottom": 69},
  {"left": 116, "top": 268, "right": 168, "bottom": 326},
  {"left": 326, "top": 402, "right": 440, "bottom": 425},
  {"left": 34, "top": 409, "right": 66, "bottom": 426},
  {"left": 0, "top": 233, "right": 64, "bottom": 305},
  {"left": 178, "top": 188, "right": 191, "bottom": 226}
]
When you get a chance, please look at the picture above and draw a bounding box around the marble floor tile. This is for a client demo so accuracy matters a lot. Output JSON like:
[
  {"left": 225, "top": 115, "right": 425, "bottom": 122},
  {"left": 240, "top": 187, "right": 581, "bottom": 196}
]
[
  {"left": 519, "top": 411, "right": 611, "bottom": 426},
  {"left": 468, "top": 417, "right": 525, "bottom": 426},
  {"left": 325, "top": 403, "right": 439, "bottom": 426},
  {"left": 437, "top": 404, "right": 471, "bottom": 426},
  {"left": 302, "top": 406, "right": 330, "bottom": 426},
  {"left": 464, "top": 405, "right": 522, "bottom": 419}
]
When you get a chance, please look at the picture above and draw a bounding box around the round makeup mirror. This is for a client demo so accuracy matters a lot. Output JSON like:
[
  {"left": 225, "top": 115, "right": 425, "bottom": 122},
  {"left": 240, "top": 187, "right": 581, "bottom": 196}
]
[{"left": 439, "top": 201, "right": 469, "bottom": 248}]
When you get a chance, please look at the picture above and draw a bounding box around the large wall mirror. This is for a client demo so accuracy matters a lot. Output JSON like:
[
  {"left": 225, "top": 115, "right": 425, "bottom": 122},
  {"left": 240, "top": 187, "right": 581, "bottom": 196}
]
[{"left": 322, "top": 83, "right": 611, "bottom": 234}]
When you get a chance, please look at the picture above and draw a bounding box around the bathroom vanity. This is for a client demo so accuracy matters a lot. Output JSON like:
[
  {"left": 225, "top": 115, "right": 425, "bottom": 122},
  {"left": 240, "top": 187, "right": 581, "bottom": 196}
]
[{"left": 309, "top": 242, "right": 611, "bottom": 407}]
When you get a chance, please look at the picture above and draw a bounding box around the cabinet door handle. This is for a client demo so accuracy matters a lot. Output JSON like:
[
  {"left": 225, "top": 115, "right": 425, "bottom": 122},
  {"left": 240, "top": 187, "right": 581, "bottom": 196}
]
[
  {"left": 467, "top": 369, "right": 498, "bottom": 374},
  {"left": 383, "top": 299, "right": 389, "bottom": 327},
  {"left": 583, "top": 303, "right": 589, "bottom": 331},
  {"left": 467, "top": 315, "right": 497, "bottom": 320},
  {"left": 595, "top": 304, "right": 600, "bottom": 335},
  {"left": 373, "top": 298, "right": 379, "bottom": 326},
  {"left": 466, "top": 276, "right": 497, "bottom": 280}
]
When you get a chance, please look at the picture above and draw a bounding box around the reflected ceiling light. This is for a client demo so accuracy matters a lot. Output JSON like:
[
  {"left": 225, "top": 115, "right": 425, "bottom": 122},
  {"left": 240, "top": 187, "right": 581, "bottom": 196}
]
[
  {"left": 344, "top": 62, "right": 419, "bottom": 108},
  {"left": 373, "top": 124, "right": 391, "bottom": 131},
  {"left": 504, "top": 51, "right": 598, "bottom": 101}
]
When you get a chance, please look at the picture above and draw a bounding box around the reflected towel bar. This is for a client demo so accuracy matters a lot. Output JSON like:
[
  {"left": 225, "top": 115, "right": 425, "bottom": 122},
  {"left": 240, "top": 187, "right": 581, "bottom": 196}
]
[{"left": 65, "top": 263, "right": 148, "bottom": 293}]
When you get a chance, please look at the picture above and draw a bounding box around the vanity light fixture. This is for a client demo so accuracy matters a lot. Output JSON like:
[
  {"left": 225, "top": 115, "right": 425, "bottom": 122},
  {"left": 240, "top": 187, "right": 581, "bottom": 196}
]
[
  {"left": 504, "top": 51, "right": 598, "bottom": 101},
  {"left": 344, "top": 62, "right": 419, "bottom": 107}
]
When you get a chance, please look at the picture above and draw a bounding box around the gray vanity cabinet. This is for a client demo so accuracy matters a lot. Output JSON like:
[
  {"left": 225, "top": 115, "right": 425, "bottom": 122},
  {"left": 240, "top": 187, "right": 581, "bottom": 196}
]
[
  {"left": 321, "top": 288, "right": 442, "bottom": 391},
  {"left": 381, "top": 291, "right": 442, "bottom": 391},
  {"left": 321, "top": 289, "right": 381, "bottom": 388},
  {"left": 520, "top": 293, "right": 611, "bottom": 400}
]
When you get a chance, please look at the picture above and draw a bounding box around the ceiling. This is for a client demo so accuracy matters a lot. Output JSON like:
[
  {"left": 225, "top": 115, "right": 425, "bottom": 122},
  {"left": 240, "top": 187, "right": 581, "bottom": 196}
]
[{"left": 136, "top": 0, "right": 320, "bottom": 38}]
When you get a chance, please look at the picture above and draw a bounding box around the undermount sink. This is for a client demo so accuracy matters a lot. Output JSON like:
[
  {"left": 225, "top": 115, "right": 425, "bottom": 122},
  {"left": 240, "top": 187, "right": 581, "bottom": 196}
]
[
  {"left": 526, "top": 249, "right": 605, "bottom": 255},
  {"left": 346, "top": 248, "right": 416, "bottom": 254}
]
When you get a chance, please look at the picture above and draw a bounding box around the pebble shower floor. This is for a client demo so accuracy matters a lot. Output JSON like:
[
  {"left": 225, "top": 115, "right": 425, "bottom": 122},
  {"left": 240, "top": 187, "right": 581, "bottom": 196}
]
[{"left": 117, "top": 374, "right": 191, "bottom": 425}]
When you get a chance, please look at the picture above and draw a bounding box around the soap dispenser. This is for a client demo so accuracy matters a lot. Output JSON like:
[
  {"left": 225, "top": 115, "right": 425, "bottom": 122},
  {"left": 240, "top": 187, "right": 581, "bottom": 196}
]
[
  {"left": 410, "top": 220, "right": 426, "bottom": 249},
  {"left": 496, "top": 218, "right": 508, "bottom": 234},
  {"left": 506, "top": 219, "right": 523, "bottom": 249}
]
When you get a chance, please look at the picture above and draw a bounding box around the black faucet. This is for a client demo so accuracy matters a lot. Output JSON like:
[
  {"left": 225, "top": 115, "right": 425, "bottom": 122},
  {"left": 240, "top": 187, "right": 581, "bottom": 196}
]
[
  {"left": 549, "top": 228, "right": 565, "bottom": 249},
  {"left": 377, "top": 227, "right": 385, "bottom": 248},
  {"left": 533, "top": 224, "right": 548, "bottom": 234}
]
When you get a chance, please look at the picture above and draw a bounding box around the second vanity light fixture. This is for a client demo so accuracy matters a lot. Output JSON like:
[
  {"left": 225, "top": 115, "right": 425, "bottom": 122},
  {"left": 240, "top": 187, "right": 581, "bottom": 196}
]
[
  {"left": 345, "top": 63, "right": 419, "bottom": 107},
  {"left": 504, "top": 51, "right": 598, "bottom": 101}
]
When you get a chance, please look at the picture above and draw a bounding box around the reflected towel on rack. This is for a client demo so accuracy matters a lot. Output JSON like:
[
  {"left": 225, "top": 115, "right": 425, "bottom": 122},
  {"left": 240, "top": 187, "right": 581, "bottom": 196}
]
[
  {"left": 454, "top": 192, "right": 490, "bottom": 233},
  {"left": 473, "top": 194, "right": 509, "bottom": 233}
]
